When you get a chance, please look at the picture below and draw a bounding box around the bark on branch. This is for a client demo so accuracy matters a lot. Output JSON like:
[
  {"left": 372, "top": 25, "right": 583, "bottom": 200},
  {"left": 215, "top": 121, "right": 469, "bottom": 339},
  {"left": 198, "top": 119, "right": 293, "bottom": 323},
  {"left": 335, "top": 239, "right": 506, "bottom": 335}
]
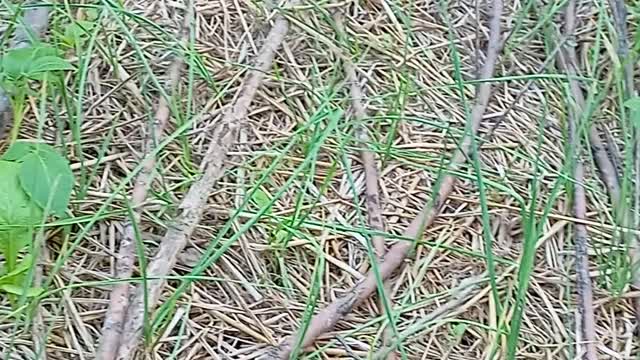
[
  {"left": 557, "top": 0, "right": 638, "bottom": 338},
  {"left": 95, "top": 6, "right": 193, "bottom": 360},
  {"left": 268, "top": 0, "right": 504, "bottom": 357},
  {"left": 606, "top": 0, "right": 640, "bottom": 329},
  {"left": 335, "top": 13, "right": 398, "bottom": 358},
  {"left": 559, "top": 4, "right": 598, "bottom": 354},
  {"left": 114, "top": 2, "right": 300, "bottom": 358}
]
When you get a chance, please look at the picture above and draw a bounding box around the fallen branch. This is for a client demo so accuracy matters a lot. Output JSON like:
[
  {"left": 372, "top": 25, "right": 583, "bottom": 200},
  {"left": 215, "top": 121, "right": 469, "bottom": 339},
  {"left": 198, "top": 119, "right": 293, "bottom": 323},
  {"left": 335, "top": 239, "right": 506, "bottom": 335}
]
[
  {"left": 0, "top": 3, "right": 50, "bottom": 138},
  {"left": 572, "top": 160, "right": 598, "bottom": 360},
  {"left": 607, "top": 0, "right": 640, "bottom": 326},
  {"left": 556, "top": 3, "right": 621, "bottom": 202},
  {"left": 557, "top": 0, "right": 638, "bottom": 332},
  {"left": 268, "top": 0, "right": 504, "bottom": 357},
  {"left": 335, "top": 13, "right": 397, "bottom": 358},
  {"left": 95, "top": 6, "right": 192, "bottom": 360},
  {"left": 114, "top": 2, "right": 300, "bottom": 358},
  {"left": 560, "top": 3, "right": 598, "bottom": 355}
]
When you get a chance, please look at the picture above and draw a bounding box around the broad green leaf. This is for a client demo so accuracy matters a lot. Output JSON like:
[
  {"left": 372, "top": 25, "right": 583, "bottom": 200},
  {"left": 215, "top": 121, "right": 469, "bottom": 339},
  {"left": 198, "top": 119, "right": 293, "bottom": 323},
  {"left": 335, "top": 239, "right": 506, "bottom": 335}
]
[
  {"left": 63, "top": 21, "right": 96, "bottom": 47},
  {"left": 274, "top": 229, "right": 289, "bottom": 244},
  {"left": 0, "top": 141, "right": 36, "bottom": 161},
  {"left": 0, "top": 256, "right": 32, "bottom": 284},
  {"left": 30, "top": 56, "right": 74, "bottom": 74},
  {"left": 0, "top": 161, "right": 42, "bottom": 271},
  {"left": 1, "top": 46, "right": 59, "bottom": 78},
  {"left": 85, "top": 9, "right": 99, "bottom": 21},
  {"left": 2, "top": 48, "right": 34, "bottom": 77},
  {"left": 0, "top": 161, "right": 42, "bottom": 226},
  {"left": 624, "top": 96, "right": 640, "bottom": 110},
  {"left": 19, "top": 148, "right": 74, "bottom": 216},
  {"left": 0, "top": 284, "right": 43, "bottom": 297},
  {"left": 0, "top": 230, "right": 32, "bottom": 272}
]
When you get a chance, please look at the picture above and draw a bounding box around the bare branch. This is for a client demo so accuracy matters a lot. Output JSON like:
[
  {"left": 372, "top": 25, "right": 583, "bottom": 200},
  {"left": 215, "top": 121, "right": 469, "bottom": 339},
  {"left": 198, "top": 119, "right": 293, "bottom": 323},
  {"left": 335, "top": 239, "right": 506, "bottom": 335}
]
[
  {"left": 268, "top": 0, "right": 504, "bottom": 357},
  {"left": 607, "top": 0, "right": 640, "bottom": 328},
  {"left": 573, "top": 161, "right": 598, "bottom": 360},
  {"left": 335, "top": 13, "right": 397, "bottom": 357},
  {"left": 558, "top": 0, "right": 637, "bottom": 339},
  {"left": 560, "top": 3, "right": 598, "bottom": 352},
  {"left": 95, "top": 5, "right": 193, "bottom": 360},
  {"left": 114, "top": 2, "right": 300, "bottom": 358}
]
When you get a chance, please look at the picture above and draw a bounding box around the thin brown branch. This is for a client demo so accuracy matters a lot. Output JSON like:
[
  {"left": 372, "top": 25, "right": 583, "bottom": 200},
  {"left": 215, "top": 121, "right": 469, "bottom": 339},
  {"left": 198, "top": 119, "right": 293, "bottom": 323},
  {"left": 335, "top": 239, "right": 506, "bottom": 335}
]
[
  {"left": 0, "top": 4, "right": 50, "bottom": 139},
  {"left": 268, "top": 0, "right": 504, "bottom": 357},
  {"left": 557, "top": 1, "right": 620, "bottom": 202},
  {"left": 95, "top": 6, "right": 193, "bottom": 360},
  {"left": 562, "top": 3, "right": 597, "bottom": 350},
  {"left": 114, "top": 2, "right": 300, "bottom": 358},
  {"left": 573, "top": 160, "right": 598, "bottom": 360},
  {"left": 607, "top": 0, "right": 640, "bottom": 327},
  {"left": 336, "top": 13, "right": 396, "bottom": 357},
  {"left": 558, "top": 0, "right": 639, "bottom": 335}
]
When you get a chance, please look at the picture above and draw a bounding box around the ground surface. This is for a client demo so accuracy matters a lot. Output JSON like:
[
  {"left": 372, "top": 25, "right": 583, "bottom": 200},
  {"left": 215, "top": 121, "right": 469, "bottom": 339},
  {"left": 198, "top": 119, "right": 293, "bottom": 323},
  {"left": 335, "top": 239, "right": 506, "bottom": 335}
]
[{"left": 0, "top": 0, "right": 639, "bottom": 359}]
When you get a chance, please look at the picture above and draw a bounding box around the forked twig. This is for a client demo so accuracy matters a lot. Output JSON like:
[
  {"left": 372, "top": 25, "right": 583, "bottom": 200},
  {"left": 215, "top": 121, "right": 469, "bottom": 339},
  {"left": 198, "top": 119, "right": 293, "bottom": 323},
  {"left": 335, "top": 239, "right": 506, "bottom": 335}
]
[
  {"left": 114, "top": 1, "right": 300, "bottom": 358},
  {"left": 268, "top": 0, "right": 504, "bottom": 357}
]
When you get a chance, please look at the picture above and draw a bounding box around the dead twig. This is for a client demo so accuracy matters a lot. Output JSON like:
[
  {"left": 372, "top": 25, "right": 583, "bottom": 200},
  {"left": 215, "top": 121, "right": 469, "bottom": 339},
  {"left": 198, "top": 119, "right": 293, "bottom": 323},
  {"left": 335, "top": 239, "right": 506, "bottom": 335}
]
[
  {"left": 557, "top": 0, "right": 639, "bottom": 333},
  {"left": 334, "top": 12, "right": 398, "bottom": 358},
  {"left": 607, "top": 0, "right": 640, "bottom": 328},
  {"left": 95, "top": 5, "right": 193, "bottom": 360},
  {"left": 114, "top": 2, "right": 300, "bottom": 358},
  {"left": 268, "top": 0, "right": 504, "bottom": 357},
  {"left": 560, "top": 3, "right": 598, "bottom": 354},
  {"left": 572, "top": 159, "right": 598, "bottom": 360},
  {"left": 556, "top": 3, "right": 621, "bottom": 202}
]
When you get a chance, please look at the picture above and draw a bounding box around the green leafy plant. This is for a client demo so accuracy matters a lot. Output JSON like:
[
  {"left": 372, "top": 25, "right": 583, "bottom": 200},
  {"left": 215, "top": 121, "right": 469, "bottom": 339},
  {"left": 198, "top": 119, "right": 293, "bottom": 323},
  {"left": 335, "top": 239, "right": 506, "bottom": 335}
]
[
  {"left": 0, "top": 142, "right": 74, "bottom": 301},
  {"left": 57, "top": 9, "right": 100, "bottom": 50},
  {"left": 0, "top": 44, "right": 74, "bottom": 142}
]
